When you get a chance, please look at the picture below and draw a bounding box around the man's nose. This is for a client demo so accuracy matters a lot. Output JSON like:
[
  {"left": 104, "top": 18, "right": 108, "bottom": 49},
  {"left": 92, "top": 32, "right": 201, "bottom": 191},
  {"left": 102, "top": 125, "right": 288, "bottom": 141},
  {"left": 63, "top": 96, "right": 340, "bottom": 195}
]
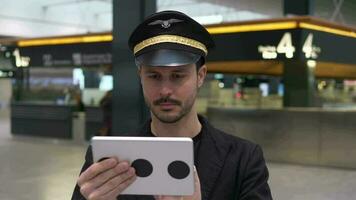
[{"left": 159, "top": 82, "right": 174, "bottom": 97}]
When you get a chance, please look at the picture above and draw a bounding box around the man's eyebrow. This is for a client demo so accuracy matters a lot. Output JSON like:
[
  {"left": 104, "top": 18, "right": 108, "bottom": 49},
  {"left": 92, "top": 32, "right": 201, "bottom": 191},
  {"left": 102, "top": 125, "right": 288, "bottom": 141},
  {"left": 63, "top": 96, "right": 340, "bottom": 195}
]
[
  {"left": 172, "top": 66, "right": 190, "bottom": 72},
  {"left": 172, "top": 69, "right": 187, "bottom": 73},
  {"left": 143, "top": 68, "right": 158, "bottom": 73}
]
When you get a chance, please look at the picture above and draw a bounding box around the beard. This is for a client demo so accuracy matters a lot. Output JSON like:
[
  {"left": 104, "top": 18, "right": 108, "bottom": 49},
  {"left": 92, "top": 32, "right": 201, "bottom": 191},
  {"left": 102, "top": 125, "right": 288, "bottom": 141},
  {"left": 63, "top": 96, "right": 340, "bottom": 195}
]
[{"left": 144, "top": 91, "right": 197, "bottom": 124}]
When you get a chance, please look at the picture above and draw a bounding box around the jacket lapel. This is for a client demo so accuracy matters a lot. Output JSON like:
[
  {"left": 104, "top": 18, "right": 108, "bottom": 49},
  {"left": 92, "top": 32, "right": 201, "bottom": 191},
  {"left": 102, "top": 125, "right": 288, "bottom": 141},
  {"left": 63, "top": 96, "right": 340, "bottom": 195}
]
[{"left": 196, "top": 117, "right": 232, "bottom": 200}]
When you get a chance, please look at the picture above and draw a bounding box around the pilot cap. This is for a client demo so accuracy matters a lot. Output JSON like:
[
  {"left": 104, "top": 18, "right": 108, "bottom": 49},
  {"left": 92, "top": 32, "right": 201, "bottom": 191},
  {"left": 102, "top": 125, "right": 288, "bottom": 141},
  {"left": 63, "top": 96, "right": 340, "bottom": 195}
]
[{"left": 128, "top": 10, "right": 214, "bottom": 67}]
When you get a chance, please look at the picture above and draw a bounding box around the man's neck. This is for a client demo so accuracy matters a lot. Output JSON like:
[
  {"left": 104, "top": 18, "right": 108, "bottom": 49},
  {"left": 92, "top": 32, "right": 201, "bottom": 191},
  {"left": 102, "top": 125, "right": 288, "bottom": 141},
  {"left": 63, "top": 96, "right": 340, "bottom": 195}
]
[{"left": 150, "top": 111, "right": 201, "bottom": 138}]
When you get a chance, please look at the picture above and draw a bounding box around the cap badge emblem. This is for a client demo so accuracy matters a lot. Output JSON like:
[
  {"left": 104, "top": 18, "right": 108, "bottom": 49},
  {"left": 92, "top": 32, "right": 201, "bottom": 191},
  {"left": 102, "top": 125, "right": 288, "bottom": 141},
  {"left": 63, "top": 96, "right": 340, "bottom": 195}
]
[{"left": 148, "top": 18, "right": 183, "bottom": 29}]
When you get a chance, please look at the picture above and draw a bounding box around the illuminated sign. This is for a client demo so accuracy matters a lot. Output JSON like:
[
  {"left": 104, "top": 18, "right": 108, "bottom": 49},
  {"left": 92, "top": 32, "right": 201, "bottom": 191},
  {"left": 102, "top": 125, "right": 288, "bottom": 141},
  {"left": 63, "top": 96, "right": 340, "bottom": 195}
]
[
  {"left": 0, "top": 45, "right": 15, "bottom": 70},
  {"left": 18, "top": 34, "right": 113, "bottom": 47},
  {"left": 0, "top": 70, "right": 15, "bottom": 78},
  {"left": 302, "top": 33, "right": 321, "bottom": 59},
  {"left": 16, "top": 18, "right": 356, "bottom": 67},
  {"left": 13, "top": 49, "right": 30, "bottom": 67},
  {"left": 40, "top": 52, "right": 112, "bottom": 67},
  {"left": 19, "top": 42, "right": 112, "bottom": 67},
  {"left": 258, "top": 32, "right": 320, "bottom": 60}
]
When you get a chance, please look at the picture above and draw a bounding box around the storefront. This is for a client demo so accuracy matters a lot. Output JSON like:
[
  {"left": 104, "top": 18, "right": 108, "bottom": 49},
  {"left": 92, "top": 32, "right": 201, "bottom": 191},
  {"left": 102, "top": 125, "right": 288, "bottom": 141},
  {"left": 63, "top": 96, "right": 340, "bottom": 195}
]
[{"left": 8, "top": 34, "right": 113, "bottom": 139}]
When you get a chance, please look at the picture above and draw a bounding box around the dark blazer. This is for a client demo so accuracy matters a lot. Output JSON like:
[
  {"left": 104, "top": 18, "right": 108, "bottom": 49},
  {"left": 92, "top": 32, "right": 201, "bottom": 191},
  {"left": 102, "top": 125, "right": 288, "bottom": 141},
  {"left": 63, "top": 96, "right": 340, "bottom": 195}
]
[{"left": 72, "top": 116, "right": 272, "bottom": 200}]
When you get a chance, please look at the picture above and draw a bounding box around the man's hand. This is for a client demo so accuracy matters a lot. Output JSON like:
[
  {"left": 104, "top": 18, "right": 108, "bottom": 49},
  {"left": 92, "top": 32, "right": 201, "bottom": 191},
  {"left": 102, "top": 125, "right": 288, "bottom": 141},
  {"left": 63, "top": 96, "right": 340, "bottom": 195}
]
[
  {"left": 77, "top": 157, "right": 136, "bottom": 200},
  {"left": 155, "top": 167, "right": 201, "bottom": 200}
]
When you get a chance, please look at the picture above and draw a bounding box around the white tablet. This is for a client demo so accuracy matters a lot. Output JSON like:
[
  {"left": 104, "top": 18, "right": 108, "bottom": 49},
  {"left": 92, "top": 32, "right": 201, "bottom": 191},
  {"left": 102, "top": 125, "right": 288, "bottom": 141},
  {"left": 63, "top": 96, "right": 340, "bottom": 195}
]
[{"left": 91, "top": 136, "right": 194, "bottom": 196}]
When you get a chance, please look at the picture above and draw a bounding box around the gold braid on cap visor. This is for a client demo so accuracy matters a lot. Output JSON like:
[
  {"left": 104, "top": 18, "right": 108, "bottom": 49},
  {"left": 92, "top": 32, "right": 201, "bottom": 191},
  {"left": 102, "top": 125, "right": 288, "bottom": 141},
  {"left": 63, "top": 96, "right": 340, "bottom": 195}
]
[{"left": 133, "top": 34, "right": 208, "bottom": 56}]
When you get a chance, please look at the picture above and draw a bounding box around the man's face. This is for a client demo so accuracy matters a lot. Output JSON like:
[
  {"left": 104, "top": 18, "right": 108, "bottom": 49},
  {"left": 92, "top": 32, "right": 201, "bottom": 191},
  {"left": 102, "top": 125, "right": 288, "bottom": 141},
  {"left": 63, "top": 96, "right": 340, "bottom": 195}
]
[{"left": 139, "top": 63, "right": 206, "bottom": 123}]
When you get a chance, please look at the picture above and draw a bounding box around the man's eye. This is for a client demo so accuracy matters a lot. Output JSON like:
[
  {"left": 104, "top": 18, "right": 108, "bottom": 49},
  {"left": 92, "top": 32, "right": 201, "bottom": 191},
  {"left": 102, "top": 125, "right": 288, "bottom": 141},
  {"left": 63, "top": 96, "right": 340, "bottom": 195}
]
[
  {"left": 148, "top": 74, "right": 160, "bottom": 79},
  {"left": 172, "top": 74, "right": 185, "bottom": 79}
]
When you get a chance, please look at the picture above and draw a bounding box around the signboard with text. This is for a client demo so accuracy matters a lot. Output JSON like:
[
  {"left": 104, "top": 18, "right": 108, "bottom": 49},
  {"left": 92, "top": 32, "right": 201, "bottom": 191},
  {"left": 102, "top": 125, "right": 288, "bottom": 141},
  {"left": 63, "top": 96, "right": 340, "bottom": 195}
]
[
  {"left": 17, "top": 27, "right": 356, "bottom": 67},
  {"left": 208, "top": 28, "right": 356, "bottom": 65},
  {"left": 19, "top": 42, "right": 112, "bottom": 67}
]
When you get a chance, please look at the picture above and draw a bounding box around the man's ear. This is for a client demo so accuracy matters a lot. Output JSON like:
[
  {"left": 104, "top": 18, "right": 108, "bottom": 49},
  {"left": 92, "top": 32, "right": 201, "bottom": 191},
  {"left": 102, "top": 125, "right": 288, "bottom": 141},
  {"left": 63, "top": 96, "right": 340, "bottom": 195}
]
[
  {"left": 137, "top": 66, "right": 143, "bottom": 86},
  {"left": 197, "top": 65, "right": 207, "bottom": 88},
  {"left": 137, "top": 66, "right": 142, "bottom": 77}
]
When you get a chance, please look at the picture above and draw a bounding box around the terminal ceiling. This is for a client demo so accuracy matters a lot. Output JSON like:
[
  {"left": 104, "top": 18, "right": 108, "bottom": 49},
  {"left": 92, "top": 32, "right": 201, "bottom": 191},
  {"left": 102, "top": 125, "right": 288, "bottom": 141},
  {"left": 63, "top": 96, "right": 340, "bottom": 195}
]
[{"left": 0, "top": 0, "right": 355, "bottom": 38}]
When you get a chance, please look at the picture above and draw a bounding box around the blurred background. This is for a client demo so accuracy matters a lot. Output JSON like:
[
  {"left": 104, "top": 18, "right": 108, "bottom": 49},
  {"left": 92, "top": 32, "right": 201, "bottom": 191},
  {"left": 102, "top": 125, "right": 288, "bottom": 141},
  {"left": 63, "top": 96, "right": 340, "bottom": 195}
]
[{"left": 0, "top": 0, "right": 356, "bottom": 199}]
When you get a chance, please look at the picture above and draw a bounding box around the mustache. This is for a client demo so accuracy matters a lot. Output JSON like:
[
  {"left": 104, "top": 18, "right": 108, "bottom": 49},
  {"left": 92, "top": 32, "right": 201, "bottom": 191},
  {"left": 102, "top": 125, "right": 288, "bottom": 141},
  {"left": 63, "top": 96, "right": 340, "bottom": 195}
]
[{"left": 153, "top": 97, "right": 181, "bottom": 106}]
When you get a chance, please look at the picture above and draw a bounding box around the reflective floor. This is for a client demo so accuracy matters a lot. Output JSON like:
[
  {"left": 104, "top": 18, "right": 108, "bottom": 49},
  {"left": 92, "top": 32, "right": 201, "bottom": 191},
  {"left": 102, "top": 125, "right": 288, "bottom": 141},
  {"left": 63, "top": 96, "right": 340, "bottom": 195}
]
[{"left": 1, "top": 116, "right": 356, "bottom": 200}]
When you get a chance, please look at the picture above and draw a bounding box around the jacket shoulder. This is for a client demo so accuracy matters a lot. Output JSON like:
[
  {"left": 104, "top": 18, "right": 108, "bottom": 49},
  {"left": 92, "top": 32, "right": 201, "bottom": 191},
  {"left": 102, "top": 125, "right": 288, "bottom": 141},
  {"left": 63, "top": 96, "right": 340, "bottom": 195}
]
[{"left": 209, "top": 125, "right": 258, "bottom": 152}]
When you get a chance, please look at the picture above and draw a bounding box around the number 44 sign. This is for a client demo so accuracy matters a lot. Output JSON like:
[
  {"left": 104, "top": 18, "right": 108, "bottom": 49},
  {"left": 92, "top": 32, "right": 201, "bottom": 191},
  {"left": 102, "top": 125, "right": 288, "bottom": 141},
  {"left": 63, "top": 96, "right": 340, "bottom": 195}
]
[{"left": 258, "top": 32, "right": 321, "bottom": 60}]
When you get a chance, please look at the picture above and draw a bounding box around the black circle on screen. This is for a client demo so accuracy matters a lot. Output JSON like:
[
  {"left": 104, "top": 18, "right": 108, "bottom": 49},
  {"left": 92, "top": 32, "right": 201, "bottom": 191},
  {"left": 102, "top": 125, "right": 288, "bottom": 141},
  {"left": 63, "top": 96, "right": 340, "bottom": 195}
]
[
  {"left": 131, "top": 159, "right": 153, "bottom": 177},
  {"left": 168, "top": 160, "right": 190, "bottom": 179}
]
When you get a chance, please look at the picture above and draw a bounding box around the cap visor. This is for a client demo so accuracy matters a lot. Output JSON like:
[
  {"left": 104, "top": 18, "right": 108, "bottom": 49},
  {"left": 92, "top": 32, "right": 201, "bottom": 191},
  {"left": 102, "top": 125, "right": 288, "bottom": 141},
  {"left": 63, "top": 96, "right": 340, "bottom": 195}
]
[{"left": 135, "top": 49, "right": 200, "bottom": 67}]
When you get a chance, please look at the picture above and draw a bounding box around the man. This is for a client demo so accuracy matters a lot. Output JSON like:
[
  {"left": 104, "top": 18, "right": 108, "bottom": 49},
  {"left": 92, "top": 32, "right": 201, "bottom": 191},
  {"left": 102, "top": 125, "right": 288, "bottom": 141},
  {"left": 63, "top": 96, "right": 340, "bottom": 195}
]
[{"left": 72, "top": 10, "right": 272, "bottom": 200}]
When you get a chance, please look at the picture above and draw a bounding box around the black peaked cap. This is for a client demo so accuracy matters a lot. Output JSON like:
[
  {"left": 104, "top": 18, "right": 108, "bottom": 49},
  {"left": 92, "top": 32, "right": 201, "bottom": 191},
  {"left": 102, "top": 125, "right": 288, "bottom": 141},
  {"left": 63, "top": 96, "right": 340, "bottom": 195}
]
[{"left": 128, "top": 10, "right": 214, "bottom": 67}]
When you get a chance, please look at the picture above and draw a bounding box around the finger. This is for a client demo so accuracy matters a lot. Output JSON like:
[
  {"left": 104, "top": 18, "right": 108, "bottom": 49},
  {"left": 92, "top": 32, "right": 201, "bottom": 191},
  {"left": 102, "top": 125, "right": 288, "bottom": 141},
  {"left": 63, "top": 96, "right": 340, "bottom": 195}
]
[
  {"left": 155, "top": 195, "right": 163, "bottom": 200},
  {"left": 79, "top": 161, "right": 130, "bottom": 196},
  {"left": 154, "top": 195, "right": 164, "bottom": 200},
  {"left": 78, "top": 158, "right": 118, "bottom": 186},
  {"left": 192, "top": 166, "right": 202, "bottom": 200},
  {"left": 101, "top": 175, "right": 137, "bottom": 200},
  {"left": 193, "top": 166, "right": 200, "bottom": 187},
  {"left": 88, "top": 167, "right": 136, "bottom": 198}
]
